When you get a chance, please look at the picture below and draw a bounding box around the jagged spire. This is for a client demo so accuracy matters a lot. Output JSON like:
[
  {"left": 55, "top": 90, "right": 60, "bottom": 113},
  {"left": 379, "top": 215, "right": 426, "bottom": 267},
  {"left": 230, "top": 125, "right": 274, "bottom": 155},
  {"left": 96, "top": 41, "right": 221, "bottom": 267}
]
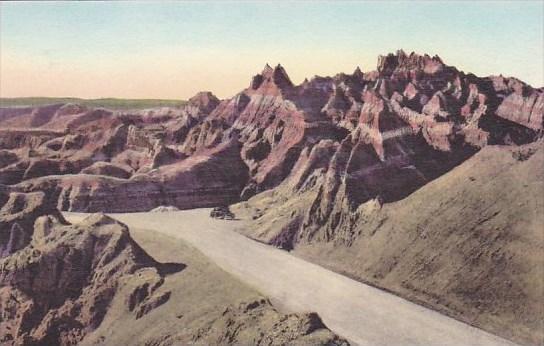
[
  {"left": 353, "top": 66, "right": 364, "bottom": 79},
  {"left": 262, "top": 63, "right": 273, "bottom": 76},
  {"left": 377, "top": 50, "right": 445, "bottom": 76},
  {"left": 272, "top": 64, "right": 293, "bottom": 87},
  {"left": 249, "top": 63, "right": 294, "bottom": 92}
]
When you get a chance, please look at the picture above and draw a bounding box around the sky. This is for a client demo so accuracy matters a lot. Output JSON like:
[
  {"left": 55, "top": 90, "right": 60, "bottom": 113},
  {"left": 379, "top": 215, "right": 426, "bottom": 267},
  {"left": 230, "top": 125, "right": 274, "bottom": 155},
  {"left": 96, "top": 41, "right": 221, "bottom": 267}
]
[{"left": 1, "top": 1, "right": 543, "bottom": 100}]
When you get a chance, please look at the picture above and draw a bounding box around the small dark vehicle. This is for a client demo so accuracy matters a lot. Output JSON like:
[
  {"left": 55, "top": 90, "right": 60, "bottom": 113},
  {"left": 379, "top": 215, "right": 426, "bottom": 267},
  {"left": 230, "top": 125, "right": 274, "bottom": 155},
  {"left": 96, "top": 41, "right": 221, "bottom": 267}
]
[{"left": 210, "top": 206, "right": 235, "bottom": 220}]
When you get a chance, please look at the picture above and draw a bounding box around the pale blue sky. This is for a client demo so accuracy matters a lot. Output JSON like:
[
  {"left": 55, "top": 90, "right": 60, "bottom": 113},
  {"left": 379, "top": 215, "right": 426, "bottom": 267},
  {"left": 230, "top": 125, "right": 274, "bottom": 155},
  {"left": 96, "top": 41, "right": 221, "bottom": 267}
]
[{"left": 1, "top": 1, "right": 542, "bottom": 99}]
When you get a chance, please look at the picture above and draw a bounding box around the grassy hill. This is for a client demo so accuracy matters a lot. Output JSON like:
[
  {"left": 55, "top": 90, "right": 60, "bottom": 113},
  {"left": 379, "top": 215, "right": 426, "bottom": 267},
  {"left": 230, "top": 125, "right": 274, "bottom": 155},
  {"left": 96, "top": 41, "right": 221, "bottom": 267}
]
[{"left": 0, "top": 97, "right": 186, "bottom": 110}]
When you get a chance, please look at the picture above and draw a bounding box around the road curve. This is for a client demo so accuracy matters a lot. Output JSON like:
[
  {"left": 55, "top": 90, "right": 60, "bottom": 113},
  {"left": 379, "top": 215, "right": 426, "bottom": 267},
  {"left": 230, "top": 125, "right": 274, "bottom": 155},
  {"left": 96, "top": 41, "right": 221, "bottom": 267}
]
[{"left": 65, "top": 209, "right": 517, "bottom": 346}]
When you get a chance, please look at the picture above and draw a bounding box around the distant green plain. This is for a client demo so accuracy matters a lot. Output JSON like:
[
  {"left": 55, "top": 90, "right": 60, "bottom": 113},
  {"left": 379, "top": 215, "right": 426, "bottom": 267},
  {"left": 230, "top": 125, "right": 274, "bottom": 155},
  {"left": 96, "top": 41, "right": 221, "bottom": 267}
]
[{"left": 0, "top": 97, "right": 186, "bottom": 110}]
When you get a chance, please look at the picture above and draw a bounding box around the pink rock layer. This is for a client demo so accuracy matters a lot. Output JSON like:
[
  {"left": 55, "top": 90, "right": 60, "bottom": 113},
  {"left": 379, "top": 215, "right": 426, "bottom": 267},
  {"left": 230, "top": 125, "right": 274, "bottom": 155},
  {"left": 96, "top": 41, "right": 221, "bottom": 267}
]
[{"left": 0, "top": 50, "right": 541, "bottom": 212}]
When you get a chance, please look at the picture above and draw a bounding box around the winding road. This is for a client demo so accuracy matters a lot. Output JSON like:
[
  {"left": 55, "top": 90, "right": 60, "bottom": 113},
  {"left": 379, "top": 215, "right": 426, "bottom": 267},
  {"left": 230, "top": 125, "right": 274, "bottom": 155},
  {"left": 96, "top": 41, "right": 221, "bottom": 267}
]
[{"left": 65, "top": 209, "right": 516, "bottom": 346}]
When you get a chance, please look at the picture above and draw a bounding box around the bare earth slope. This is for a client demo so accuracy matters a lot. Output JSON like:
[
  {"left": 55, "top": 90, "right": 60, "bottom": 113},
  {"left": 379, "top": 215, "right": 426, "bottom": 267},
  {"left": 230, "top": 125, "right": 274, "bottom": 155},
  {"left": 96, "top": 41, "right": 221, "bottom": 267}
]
[
  {"left": 234, "top": 142, "right": 544, "bottom": 345},
  {"left": 79, "top": 226, "right": 345, "bottom": 346},
  {"left": 80, "top": 209, "right": 517, "bottom": 346}
]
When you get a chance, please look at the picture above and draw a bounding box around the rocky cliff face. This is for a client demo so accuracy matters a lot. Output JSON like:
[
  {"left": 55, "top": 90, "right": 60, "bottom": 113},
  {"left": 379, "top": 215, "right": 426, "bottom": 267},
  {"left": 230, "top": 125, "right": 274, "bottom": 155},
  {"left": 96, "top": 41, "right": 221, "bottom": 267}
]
[
  {"left": 0, "top": 50, "right": 542, "bottom": 216},
  {"left": 231, "top": 50, "right": 542, "bottom": 248},
  {"left": 0, "top": 192, "right": 177, "bottom": 345},
  {"left": 0, "top": 186, "right": 66, "bottom": 257},
  {"left": 15, "top": 139, "right": 248, "bottom": 212}
]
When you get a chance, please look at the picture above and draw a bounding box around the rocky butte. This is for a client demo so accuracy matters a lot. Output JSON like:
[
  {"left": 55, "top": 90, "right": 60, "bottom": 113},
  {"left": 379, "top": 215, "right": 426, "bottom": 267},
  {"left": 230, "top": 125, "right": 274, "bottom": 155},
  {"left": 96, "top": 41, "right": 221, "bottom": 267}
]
[{"left": 0, "top": 50, "right": 543, "bottom": 345}]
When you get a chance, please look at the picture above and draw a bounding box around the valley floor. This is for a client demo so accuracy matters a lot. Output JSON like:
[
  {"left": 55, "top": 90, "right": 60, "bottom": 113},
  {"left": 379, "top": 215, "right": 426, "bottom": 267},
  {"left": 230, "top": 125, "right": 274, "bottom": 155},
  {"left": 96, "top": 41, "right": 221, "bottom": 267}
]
[{"left": 66, "top": 209, "right": 517, "bottom": 346}]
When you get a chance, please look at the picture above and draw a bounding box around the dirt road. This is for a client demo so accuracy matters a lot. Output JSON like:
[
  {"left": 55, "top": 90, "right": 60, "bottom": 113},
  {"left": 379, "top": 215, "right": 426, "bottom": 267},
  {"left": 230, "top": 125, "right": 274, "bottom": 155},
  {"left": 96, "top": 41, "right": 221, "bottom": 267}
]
[{"left": 65, "top": 209, "right": 516, "bottom": 346}]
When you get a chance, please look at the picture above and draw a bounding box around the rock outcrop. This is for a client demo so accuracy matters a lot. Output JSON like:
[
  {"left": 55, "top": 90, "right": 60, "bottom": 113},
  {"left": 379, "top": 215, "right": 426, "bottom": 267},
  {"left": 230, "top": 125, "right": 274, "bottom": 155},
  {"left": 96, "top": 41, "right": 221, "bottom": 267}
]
[
  {"left": 181, "top": 299, "right": 348, "bottom": 346},
  {"left": 0, "top": 194, "right": 177, "bottom": 345},
  {"left": 16, "top": 139, "right": 249, "bottom": 212},
  {"left": 80, "top": 161, "right": 132, "bottom": 179},
  {"left": 0, "top": 51, "right": 542, "bottom": 216},
  {"left": 0, "top": 187, "right": 66, "bottom": 257}
]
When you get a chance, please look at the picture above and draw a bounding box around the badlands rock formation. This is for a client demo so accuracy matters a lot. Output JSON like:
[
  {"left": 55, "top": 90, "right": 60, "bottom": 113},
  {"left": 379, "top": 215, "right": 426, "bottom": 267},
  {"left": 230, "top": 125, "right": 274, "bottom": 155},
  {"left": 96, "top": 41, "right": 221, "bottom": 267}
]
[
  {"left": 233, "top": 141, "right": 544, "bottom": 345},
  {"left": 0, "top": 192, "right": 176, "bottom": 345},
  {"left": 1, "top": 50, "right": 541, "bottom": 213},
  {"left": 0, "top": 186, "right": 65, "bottom": 257},
  {"left": 0, "top": 189, "right": 345, "bottom": 345},
  {"left": 0, "top": 50, "right": 542, "bottom": 344}
]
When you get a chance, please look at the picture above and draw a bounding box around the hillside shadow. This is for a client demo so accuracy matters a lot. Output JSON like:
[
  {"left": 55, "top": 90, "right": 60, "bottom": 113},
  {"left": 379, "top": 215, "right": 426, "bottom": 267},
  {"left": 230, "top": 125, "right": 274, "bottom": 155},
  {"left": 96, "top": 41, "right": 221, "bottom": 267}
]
[{"left": 157, "top": 262, "right": 186, "bottom": 276}]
